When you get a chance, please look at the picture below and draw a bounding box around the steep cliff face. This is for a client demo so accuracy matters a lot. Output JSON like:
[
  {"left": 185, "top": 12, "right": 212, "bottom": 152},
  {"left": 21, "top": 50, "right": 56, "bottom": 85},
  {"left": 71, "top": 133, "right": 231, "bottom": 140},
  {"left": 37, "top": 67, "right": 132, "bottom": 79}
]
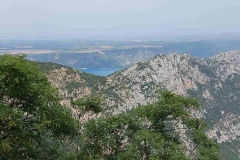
[
  {"left": 39, "top": 50, "right": 240, "bottom": 159},
  {"left": 105, "top": 53, "right": 210, "bottom": 112}
]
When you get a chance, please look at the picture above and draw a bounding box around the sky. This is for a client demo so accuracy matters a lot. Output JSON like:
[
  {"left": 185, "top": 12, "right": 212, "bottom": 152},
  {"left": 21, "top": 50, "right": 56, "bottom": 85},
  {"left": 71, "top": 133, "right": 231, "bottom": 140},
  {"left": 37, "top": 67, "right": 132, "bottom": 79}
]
[{"left": 0, "top": 0, "right": 240, "bottom": 39}]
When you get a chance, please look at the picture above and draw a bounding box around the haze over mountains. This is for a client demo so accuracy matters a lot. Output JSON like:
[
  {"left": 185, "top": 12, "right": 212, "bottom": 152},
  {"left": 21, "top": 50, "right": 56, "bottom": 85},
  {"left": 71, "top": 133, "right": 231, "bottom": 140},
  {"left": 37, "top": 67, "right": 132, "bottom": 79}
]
[
  {"left": 1, "top": 37, "right": 240, "bottom": 75},
  {"left": 2, "top": 0, "right": 240, "bottom": 159}
]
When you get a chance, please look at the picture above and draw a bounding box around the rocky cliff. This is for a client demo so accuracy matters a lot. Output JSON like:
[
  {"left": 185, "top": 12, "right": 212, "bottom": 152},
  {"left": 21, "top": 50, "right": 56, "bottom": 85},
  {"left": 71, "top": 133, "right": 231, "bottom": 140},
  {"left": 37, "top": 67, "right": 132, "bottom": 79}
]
[
  {"left": 104, "top": 50, "right": 240, "bottom": 159},
  {"left": 39, "top": 50, "right": 240, "bottom": 159}
]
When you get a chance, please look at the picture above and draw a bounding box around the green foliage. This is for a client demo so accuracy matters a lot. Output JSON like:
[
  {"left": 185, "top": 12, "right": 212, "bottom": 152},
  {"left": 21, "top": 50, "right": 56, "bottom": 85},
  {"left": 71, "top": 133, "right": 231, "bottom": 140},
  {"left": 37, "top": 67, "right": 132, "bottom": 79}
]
[
  {"left": 66, "top": 81, "right": 83, "bottom": 93},
  {"left": 193, "top": 130, "right": 219, "bottom": 160},
  {"left": 137, "top": 61, "right": 153, "bottom": 71},
  {"left": 35, "top": 61, "right": 66, "bottom": 74},
  {"left": 0, "top": 55, "right": 78, "bottom": 159},
  {"left": 71, "top": 94, "right": 103, "bottom": 122},
  {"left": 65, "top": 72, "right": 106, "bottom": 94},
  {"left": 189, "top": 59, "right": 216, "bottom": 78},
  {"left": 78, "top": 91, "right": 219, "bottom": 159},
  {"left": 220, "top": 140, "right": 240, "bottom": 160},
  {"left": 0, "top": 55, "right": 219, "bottom": 159},
  {"left": 79, "top": 113, "right": 142, "bottom": 159},
  {"left": 80, "top": 72, "right": 106, "bottom": 90}
]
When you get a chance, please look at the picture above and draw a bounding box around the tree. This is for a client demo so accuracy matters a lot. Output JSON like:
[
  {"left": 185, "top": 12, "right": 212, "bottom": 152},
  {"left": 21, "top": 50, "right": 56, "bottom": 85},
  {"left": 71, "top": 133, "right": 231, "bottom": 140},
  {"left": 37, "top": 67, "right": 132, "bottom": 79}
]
[
  {"left": 134, "top": 91, "right": 219, "bottom": 159},
  {"left": 0, "top": 54, "right": 219, "bottom": 159},
  {"left": 0, "top": 55, "right": 78, "bottom": 159},
  {"left": 71, "top": 94, "right": 103, "bottom": 123},
  {"left": 79, "top": 91, "right": 219, "bottom": 160},
  {"left": 78, "top": 113, "right": 141, "bottom": 159}
]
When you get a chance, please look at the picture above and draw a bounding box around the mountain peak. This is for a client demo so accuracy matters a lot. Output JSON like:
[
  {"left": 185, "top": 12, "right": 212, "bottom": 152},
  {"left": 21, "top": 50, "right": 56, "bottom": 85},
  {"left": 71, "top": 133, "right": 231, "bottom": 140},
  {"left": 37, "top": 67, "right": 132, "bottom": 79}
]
[{"left": 210, "top": 50, "right": 240, "bottom": 62}]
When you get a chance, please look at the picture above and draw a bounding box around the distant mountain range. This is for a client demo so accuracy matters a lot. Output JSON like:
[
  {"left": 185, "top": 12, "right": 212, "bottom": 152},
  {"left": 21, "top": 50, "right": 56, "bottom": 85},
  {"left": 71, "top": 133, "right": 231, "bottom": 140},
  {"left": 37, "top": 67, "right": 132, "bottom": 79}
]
[{"left": 1, "top": 38, "right": 240, "bottom": 69}]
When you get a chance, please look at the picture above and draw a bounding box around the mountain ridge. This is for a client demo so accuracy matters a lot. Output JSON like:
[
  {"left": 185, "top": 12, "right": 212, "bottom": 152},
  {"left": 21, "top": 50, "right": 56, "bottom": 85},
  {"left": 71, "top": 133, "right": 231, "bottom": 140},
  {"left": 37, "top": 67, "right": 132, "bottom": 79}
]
[{"left": 37, "top": 50, "right": 240, "bottom": 159}]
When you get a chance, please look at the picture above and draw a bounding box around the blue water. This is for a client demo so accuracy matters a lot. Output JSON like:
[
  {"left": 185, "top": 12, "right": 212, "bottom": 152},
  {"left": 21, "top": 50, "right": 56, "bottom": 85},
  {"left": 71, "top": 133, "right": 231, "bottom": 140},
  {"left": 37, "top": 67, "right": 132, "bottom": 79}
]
[{"left": 78, "top": 68, "right": 123, "bottom": 76}]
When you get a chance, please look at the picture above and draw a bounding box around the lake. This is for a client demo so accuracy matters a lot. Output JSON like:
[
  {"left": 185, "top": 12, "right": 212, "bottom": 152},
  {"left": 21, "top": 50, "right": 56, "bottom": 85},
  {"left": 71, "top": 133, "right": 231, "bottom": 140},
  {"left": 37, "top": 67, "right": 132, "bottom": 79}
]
[{"left": 78, "top": 68, "right": 124, "bottom": 76}]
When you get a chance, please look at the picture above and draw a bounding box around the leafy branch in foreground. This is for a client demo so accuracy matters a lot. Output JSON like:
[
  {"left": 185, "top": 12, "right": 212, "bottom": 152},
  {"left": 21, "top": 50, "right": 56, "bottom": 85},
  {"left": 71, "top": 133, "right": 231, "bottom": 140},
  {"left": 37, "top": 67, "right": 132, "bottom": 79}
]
[
  {"left": 0, "top": 55, "right": 78, "bottom": 160},
  {"left": 0, "top": 55, "right": 218, "bottom": 160}
]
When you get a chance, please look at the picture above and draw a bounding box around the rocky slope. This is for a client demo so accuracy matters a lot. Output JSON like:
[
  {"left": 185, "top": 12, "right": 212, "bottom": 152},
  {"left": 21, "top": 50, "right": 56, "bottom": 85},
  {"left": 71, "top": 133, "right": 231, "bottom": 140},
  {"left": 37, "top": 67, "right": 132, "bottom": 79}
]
[
  {"left": 38, "top": 50, "right": 240, "bottom": 159},
  {"left": 104, "top": 50, "right": 240, "bottom": 159},
  {"left": 36, "top": 62, "right": 106, "bottom": 105}
]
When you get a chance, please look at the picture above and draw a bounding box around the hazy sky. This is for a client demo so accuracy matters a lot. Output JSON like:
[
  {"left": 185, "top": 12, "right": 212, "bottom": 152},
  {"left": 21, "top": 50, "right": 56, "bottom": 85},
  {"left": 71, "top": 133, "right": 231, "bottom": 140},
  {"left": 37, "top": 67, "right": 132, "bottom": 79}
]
[{"left": 0, "top": 0, "right": 240, "bottom": 39}]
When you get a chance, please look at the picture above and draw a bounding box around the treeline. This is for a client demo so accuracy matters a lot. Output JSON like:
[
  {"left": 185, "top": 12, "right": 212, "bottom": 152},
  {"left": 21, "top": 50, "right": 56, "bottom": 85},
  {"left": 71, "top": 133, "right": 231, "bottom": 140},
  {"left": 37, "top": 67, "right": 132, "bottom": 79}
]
[{"left": 0, "top": 55, "right": 219, "bottom": 160}]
